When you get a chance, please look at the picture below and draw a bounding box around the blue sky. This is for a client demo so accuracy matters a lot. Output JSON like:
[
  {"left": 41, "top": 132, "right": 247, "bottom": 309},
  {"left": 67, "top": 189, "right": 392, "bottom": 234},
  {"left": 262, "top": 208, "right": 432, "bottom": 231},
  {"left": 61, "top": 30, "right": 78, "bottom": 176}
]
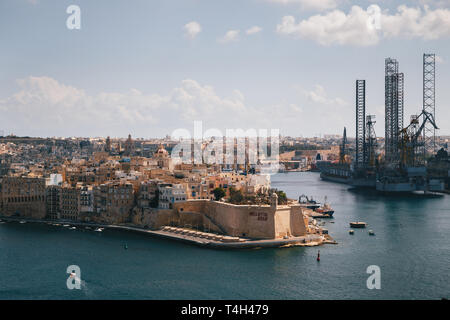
[{"left": 0, "top": 0, "right": 449, "bottom": 138}]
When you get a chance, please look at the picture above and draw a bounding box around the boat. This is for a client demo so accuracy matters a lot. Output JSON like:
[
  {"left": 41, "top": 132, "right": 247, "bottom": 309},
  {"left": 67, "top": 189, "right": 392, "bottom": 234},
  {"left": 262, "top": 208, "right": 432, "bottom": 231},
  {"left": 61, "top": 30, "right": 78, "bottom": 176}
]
[
  {"left": 63, "top": 224, "right": 70, "bottom": 227},
  {"left": 310, "top": 212, "right": 333, "bottom": 219},
  {"left": 317, "top": 160, "right": 352, "bottom": 184},
  {"left": 350, "top": 222, "right": 367, "bottom": 228},
  {"left": 298, "top": 194, "right": 321, "bottom": 210},
  {"left": 70, "top": 227, "right": 76, "bottom": 230},
  {"left": 94, "top": 227, "right": 104, "bottom": 232},
  {"left": 315, "top": 206, "right": 334, "bottom": 216},
  {"left": 314, "top": 196, "right": 334, "bottom": 216},
  {"left": 368, "top": 230, "right": 375, "bottom": 236},
  {"left": 349, "top": 230, "right": 354, "bottom": 235},
  {"left": 19, "top": 220, "right": 26, "bottom": 224}
]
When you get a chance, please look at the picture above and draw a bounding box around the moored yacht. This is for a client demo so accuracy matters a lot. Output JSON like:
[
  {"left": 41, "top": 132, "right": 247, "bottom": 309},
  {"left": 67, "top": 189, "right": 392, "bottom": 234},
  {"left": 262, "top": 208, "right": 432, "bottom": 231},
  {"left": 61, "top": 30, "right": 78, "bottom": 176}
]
[
  {"left": 298, "top": 194, "right": 321, "bottom": 210},
  {"left": 314, "top": 196, "right": 334, "bottom": 216}
]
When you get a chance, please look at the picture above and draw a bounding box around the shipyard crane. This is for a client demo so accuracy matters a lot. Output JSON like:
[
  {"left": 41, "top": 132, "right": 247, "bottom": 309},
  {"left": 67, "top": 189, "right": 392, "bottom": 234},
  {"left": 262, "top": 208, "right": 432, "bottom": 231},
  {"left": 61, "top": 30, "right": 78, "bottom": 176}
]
[
  {"left": 365, "top": 115, "right": 378, "bottom": 168},
  {"left": 399, "top": 110, "right": 438, "bottom": 167}
]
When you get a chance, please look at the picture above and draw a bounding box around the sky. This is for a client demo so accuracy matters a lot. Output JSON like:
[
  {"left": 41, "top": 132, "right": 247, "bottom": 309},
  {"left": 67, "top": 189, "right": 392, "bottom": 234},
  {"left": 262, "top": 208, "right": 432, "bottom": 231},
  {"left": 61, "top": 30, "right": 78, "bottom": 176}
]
[{"left": 0, "top": 0, "right": 449, "bottom": 138}]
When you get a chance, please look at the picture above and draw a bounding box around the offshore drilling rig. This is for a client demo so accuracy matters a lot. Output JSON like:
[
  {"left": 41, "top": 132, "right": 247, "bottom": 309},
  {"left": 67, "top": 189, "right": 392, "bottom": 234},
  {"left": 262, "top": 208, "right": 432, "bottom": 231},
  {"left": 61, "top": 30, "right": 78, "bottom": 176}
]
[
  {"left": 351, "top": 54, "right": 444, "bottom": 193},
  {"left": 319, "top": 53, "right": 445, "bottom": 193},
  {"left": 351, "top": 79, "right": 379, "bottom": 187}
]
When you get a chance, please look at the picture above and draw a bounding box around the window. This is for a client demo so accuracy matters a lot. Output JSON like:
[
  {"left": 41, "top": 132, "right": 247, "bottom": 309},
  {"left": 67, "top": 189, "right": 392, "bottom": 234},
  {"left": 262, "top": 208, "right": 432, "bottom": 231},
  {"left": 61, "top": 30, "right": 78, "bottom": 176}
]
[{"left": 257, "top": 212, "right": 268, "bottom": 221}]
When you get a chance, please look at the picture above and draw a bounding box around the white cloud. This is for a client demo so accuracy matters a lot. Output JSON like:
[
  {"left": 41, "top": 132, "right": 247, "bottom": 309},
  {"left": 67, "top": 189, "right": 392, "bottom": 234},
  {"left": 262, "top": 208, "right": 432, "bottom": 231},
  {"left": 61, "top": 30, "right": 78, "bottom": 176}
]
[
  {"left": 276, "top": 6, "right": 380, "bottom": 46},
  {"left": 219, "top": 30, "right": 240, "bottom": 43},
  {"left": 246, "top": 26, "right": 262, "bottom": 35},
  {"left": 0, "top": 76, "right": 352, "bottom": 137},
  {"left": 0, "top": 76, "right": 242, "bottom": 137},
  {"left": 0, "top": 76, "right": 310, "bottom": 137},
  {"left": 276, "top": 5, "right": 450, "bottom": 46},
  {"left": 288, "top": 84, "right": 351, "bottom": 135},
  {"left": 266, "top": 0, "right": 338, "bottom": 11},
  {"left": 381, "top": 5, "right": 450, "bottom": 40},
  {"left": 418, "top": 0, "right": 450, "bottom": 8},
  {"left": 300, "top": 84, "right": 347, "bottom": 106},
  {"left": 183, "top": 21, "right": 202, "bottom": 39}
]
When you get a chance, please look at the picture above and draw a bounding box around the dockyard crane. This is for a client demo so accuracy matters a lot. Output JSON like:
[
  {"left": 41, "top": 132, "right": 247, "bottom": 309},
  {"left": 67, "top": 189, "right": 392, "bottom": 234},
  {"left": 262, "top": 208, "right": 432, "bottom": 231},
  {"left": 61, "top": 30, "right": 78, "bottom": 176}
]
[
  {"left": 365, "top": 115, "right": 378, "bottom": 168},
  {"left": 399, "top": 110, "right": 438, "bottom": 167}
]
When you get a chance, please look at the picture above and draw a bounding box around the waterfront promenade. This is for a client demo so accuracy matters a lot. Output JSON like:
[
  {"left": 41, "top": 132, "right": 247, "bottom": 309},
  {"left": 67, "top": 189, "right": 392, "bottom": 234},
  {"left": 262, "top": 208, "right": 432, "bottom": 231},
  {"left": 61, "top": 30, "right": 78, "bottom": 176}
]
[{"left": 0, "top": 216, "right": 326, "bottom": 249}]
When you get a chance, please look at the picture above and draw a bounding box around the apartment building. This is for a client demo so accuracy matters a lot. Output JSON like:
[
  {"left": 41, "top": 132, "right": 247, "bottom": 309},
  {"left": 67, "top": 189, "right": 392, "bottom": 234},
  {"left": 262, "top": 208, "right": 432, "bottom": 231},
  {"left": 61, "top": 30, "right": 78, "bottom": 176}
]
[
  {"left": 94, "top": 182, "right": 134, "bottom": 223},
  {"left": 158, "top": 183, "right": 187, "bottom": 209},
  {"left": 60, "top": 184, "right": 80, "bottom": 221},
  {"left": 0, "top": 176, "right": 46, "bottom": 219}
]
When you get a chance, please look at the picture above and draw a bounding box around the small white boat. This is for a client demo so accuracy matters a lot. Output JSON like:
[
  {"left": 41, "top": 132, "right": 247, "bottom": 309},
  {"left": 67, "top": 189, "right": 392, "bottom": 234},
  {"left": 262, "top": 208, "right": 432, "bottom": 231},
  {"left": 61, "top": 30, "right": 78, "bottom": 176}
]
[
  {"left": 94, "top": 227, "right": 104, "bottom": 232},
  {"left": 63, "top": 224, "right": 70, "bottom": 227},
  {"left": 70, "top": 227, "right": 76, "bottom": 230},
  {"left": 19, "top": 220, "right": 26, "bottom": 224},
  {"left": 349, "top": 230, "right": 354, "bottom": 235},
  {"left": 369, "top": 230, "right": 375, "bottom": 236}
]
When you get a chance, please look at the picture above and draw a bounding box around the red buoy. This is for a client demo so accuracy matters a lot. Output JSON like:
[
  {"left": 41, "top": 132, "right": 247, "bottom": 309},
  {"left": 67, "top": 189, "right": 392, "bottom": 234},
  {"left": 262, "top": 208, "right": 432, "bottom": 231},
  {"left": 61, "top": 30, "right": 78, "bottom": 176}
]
[{"left": 317, "top": 250, "right": 320, "bottom": 262}]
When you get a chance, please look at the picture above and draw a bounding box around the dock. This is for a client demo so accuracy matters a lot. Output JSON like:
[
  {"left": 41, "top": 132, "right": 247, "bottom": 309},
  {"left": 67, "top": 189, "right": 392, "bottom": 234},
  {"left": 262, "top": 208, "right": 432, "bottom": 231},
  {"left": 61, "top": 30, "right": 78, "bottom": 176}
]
[{"left": 309, "top": 212, "right": 333, "bottom": 219}]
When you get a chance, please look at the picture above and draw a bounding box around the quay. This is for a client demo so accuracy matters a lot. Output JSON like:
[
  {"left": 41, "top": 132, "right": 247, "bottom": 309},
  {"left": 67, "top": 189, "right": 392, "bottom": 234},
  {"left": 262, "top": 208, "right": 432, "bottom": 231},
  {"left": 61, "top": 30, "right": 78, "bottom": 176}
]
[
  {"left": 0, "top": 216, "right": 330, "bottom": 249},
  {"left": 309, "top": 212, "right": 333, "bottom": 219}
]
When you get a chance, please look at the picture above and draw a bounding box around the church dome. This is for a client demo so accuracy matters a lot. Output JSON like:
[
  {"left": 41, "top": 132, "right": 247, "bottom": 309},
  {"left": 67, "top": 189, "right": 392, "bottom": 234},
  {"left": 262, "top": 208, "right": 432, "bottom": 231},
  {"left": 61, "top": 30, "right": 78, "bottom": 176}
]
[{"left": 156, "top": 144, "right": 168, "bottom": 156}]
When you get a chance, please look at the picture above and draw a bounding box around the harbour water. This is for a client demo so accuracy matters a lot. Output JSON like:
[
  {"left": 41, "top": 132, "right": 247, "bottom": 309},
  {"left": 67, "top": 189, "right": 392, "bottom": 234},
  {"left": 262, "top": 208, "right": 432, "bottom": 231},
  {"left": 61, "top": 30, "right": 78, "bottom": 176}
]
[{"left": 1, "top": 172, "right": 449, "bottom": 299}]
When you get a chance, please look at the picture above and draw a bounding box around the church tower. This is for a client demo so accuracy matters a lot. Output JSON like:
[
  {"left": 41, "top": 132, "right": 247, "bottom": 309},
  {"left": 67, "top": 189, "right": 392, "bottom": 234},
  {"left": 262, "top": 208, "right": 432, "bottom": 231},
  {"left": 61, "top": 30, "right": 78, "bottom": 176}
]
[{"left": 105, "top": 136, "right": 111, "bottom": 153}]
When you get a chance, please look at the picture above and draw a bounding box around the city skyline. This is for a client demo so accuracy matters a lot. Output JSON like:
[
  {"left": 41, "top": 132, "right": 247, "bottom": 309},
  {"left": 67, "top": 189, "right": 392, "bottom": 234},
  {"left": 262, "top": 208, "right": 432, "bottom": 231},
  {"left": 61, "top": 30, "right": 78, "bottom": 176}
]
[
  {"left": 1, "top": 0, "right": 450, "bottom": 138},
  {"left": 1, "top": 0, "right": 450, "bottom": 304}
]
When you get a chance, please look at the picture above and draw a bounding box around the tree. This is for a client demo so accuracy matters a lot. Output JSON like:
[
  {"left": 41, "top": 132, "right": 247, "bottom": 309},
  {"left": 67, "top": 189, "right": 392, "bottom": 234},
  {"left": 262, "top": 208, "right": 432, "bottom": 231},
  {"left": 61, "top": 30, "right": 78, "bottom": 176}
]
[
  {"left": 271, "top": 189, "right": 287, "bottom": 205},
  {"left": 213, "top": 187, "right": 226, "bottom": 201},
  {"left": 150, "top": 189, "right": 159, "bottom": 208},
  {"left": 276, "top": 190, "right": 287, "bottom": 205},
  {"left": 229, "top": 187, "right": 244, "bottom": 204}
]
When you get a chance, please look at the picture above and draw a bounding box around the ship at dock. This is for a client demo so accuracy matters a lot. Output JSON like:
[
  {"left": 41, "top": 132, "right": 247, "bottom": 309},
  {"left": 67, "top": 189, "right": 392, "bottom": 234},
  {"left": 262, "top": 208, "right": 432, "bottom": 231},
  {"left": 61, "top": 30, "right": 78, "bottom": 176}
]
[
  {"left": 316, "top": 126, "right": 377, "bottom": 188},
  {"left": 316, "top": 127, "right": 353, "bottom": 184},
  {"left": 298, "top": 195, "right": 335, "bottom": 217},
  {"left": 298, "top": 194, "right": 322, "bottom": 209},
  {"left": 317, "top": 162, "right": 352, "bottom": 184}
]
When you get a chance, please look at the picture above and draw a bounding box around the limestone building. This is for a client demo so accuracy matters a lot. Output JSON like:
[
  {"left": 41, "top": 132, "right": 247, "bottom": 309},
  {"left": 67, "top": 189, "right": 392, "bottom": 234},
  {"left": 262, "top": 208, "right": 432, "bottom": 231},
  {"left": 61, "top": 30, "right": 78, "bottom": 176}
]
[
  {"left": 153, "top": 144, "right": 174, "bottom": 171},
  {"left": 60, "top": 184, "right": 81, "bottom": 221},
  {"left": 170, "top": 193, "right": 308, "bottom": 240},
  {"left": 0, "top": 176, "right": 46, "bottom": 219}
]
